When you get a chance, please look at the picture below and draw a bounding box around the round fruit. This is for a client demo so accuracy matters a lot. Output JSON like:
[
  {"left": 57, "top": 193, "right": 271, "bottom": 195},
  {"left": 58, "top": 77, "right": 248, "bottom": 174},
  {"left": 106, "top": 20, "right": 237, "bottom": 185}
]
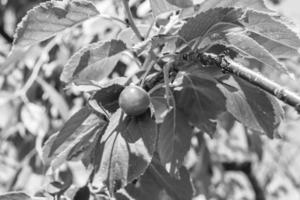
[{"left": 118, "top": 85, "right": 150, "bottom": 116}]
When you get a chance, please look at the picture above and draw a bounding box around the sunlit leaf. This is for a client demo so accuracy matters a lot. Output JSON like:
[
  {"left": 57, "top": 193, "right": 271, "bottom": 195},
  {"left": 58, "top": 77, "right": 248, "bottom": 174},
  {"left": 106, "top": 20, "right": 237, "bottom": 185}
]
[
  {"left": 197, "top": 0, "right": 273, "bottom": 14},
  {"left": 60, "top": 40, "right": 127, "bottom": 84},
  {"left": 243, "top": 11, "right": 300, "bottom": 50},
  {"left": 226, "top": 32, "right": 289, "bottom": 73},
  {"left": 13, "top": 0, "right": 99, "bottom": 48},
  {"left": 177, "top": 8, "right": 243, "bottom": 46}
]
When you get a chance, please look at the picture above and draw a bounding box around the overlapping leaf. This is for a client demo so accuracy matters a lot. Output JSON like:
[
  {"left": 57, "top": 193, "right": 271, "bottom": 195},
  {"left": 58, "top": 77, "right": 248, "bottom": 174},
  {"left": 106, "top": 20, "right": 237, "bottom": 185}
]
[
  {"left": 225, "top": 32, "right": 289, "bottom": 73},
  {"left": 217, "top": 76, "right": 283, "bottom": 138},
  {"left": 173, "top": 68, "right": 226, "bottom": 135},
  {"left": 43, "top": 106, "right": 107, "bottom": 168},
  {"left": 197, "top": 0, "right": 273, "bottom": 14},
  {"left": 91, "top": 109, "right": 157, "bottom": 194},
  {"left": 60, "top": 40, "right": 127, "bottom": 84},
  {"left": 158, "top": 109, "right": 192, "bottom": 172},
  {"left": 177, "top": 7, "right": 243, "bottom": 46},
  {"left": 249, "top": 32, "right": 299, "bottom": 58},
  {"left": 93, "top": 83, "right": 125, "bottom": 114},
  {"left": 13, "top": 0, "right": 99, "bottom": 48},
  {"left": 116, "top": 160, "right": 193, "bottom": 200},
  {"left": 242, "top": 11, "right": 300, "bottom": 50}
]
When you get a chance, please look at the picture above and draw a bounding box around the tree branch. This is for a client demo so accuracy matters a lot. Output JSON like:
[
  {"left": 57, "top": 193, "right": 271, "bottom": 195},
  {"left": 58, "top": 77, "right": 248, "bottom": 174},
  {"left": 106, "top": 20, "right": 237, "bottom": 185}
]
[
  {"left": 222, "top": 161, "right": 266, "bottom": 200},
  {"left": 201, "top": 53, "right": 300, "bottom": 113}
]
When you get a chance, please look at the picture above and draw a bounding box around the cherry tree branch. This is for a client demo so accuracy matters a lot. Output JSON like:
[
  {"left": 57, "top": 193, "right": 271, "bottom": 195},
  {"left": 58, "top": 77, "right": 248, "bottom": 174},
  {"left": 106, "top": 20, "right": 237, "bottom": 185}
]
[{"left": 203, "top": 53, "right": 300, "bottom": 113}]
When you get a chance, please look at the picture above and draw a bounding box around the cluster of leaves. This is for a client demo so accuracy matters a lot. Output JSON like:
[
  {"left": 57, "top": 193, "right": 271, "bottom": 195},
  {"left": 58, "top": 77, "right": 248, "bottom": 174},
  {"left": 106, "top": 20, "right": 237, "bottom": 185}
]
[{"left": 1, "top": 0, "right": 300, "bottom": 200}]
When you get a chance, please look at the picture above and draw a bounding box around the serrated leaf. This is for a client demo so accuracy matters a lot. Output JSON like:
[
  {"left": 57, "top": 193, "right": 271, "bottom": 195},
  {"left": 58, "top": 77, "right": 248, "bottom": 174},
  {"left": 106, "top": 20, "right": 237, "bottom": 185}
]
[
  {"left": 226, "top": 32, "right": 288, "bottom": 73},
  {"left": 242, "top": 10, "right": 300, "bottom": 50},
  {"left": 249, "top": 32, "right": 299, "bottom": 58},
  {"left": 158, "top": 109, "right": 192, "bottom": 172},
  {"left": 0, "top": 192, "right": 31, "bottom": 200},
  {"left": 217, "top": 76, "right": 283, "bottom": 138},
  {"left": 174, "top": 69, "right": 226, "bottom": 135},
  {"left": 60, "top": 40, "right": 127, "bottom": 84},
  {"left": 197, "top": 0, "right": 273, "bottom": 14},
  {"left": 177, "top": 8, "right": 243, "bottom": 46},
  {"left": 93, "top": 84, "right": 124, "bottom": 114},
  {"left": 149, "top": 0, "right": 178, "bottom": 17},
  {"left": 91, "top": 109, "right": 157, "bottom": 195},
  {"left": 166, "top": 0, "right": 193, "bottom": 8},
  {"left": 13, "top": 0, "right": 99, "bottom": 47}
]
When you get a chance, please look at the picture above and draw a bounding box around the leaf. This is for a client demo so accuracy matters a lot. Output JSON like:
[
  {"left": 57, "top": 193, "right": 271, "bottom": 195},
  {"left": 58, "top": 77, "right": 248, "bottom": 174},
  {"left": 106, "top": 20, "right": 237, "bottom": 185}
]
[
  {"left": 93, "top": 84, "right": 125, "bottom": 114},
  {"left": 91, "top": 109, "right": 157, "bottom": 195},
  {"left": 60, "top": 40, "right": 127, "bottom": 84},
  {"left": 49, "top": 107, "right": 92, "bottom": 155},
  {"left": 197, "top": 0, "right": 274, "bottom": 14},
  {"left": 177, "top": 8, "right": 243, "bottom": 46},
  {"left": 147, "top": 160, "right": 193, "bottom": 200},
  {"left": 0, "top": 192, "right": 31, "bottom": 200},
  {"left": 249, "top": 32, "right": 299, "bottom": 58},
  {"left": 115, "top": 163, "right": 164, "bottom": 200},
  {"left": 13, "top": 0, "right": 99, "bottom": 48},
  {"left": 43, "top": 110, "right": 107, "bottom": 168},
  {"left": 217, "top": 76, "right": 283, "bottom": 138},
  {"left": 149, "top": 0, "right": 178, "bottom": 17},
  {"left": 174, "top": 68, "right": 226, "bottom": 135},
  {"left": 242, "top": 10, "right": 300, "bottom": 50},
  {"left": 226, "top": 32, "right": 288, "bottom": 73},
  {"left": 166, "top": 0, "right": 193, "bottom": 8},
  {"left": 158, "top": 109, "right": 192, "bottom": 172},
  {"left": 37, "top": 78, "right": 69, "bottom": 120}
]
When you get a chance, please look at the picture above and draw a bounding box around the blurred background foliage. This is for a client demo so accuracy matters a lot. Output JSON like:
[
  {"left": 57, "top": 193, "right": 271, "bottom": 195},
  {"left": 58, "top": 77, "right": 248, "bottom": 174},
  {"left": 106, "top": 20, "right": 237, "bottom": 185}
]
[{"left": 1, "top": 0, "right": 300, "bottom": 200}]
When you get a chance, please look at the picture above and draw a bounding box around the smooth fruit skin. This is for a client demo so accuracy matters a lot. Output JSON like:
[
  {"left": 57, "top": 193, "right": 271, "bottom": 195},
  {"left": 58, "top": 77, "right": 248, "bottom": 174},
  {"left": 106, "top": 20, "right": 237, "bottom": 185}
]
[{"left": 118, "top": 85, "right": 150, "bottom": 116}]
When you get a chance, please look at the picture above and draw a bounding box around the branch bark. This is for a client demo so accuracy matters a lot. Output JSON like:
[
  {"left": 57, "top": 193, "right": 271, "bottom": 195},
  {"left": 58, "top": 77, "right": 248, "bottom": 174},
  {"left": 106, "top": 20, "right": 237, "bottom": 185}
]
[{"left": 201, "top": 53, "right": 300, "bottom": 113}]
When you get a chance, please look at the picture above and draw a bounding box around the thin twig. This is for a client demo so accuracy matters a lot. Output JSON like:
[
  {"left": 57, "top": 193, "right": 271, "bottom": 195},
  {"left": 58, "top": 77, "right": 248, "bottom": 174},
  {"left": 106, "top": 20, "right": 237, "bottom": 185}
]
[{"left": 121, "top": 0, "right": 144, "bottom": 41}]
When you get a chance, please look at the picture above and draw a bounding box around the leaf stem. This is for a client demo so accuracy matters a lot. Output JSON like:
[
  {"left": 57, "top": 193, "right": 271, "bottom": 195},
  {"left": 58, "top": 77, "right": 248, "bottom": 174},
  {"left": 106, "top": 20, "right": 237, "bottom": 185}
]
[{"left": 121, "top": 0, "right": 144, "bottom": 41}]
